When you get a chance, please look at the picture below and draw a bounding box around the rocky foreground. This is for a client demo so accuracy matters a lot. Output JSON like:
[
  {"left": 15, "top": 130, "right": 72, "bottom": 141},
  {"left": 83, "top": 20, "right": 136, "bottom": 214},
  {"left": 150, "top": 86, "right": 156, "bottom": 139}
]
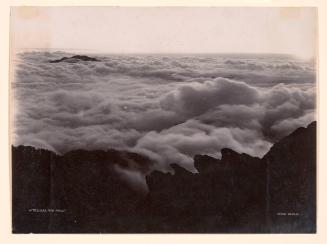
[{"left": 12, "top": 122, "right": 316, "bottom": 233}]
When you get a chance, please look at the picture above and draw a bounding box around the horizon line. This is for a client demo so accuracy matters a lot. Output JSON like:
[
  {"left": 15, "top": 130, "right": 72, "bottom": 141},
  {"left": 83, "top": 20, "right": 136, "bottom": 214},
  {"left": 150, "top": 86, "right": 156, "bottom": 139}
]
[{"left": 16, "top": 48, "right": 302, "bottom": 56}]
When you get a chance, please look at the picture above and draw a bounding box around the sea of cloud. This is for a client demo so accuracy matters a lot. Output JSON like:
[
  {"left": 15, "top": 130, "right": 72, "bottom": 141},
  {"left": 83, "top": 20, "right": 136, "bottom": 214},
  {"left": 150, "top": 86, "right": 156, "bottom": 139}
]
[{"left": 12, "top": 52, "right": 316, "bottom": 174}]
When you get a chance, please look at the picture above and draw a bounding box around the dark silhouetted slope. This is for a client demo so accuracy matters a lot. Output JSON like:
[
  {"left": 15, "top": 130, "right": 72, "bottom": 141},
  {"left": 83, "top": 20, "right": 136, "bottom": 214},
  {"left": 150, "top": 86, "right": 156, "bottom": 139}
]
[
  {"left": 12, "top": 146, "right": 56, "bottom": 233},
  {"left": 11, "top": 122, "right": 316, "bottom": 233},
  {"left": 12, "top": 146, "right": 152, "bottom": 233},
  {"left": 264, "top": 121, "right": 316, "bottom": 233},
  {"left": 142, "top": 148, "right": 266, "bottom": 232}
]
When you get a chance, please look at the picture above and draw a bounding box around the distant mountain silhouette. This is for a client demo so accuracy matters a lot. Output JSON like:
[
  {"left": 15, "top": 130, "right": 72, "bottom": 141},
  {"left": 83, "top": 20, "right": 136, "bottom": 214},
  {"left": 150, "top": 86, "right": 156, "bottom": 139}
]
[
  {"left": 12, "top": 122, "right": 316, "bottom": 233},
  {"left": 49, "top": 55, "right": 99, "bottom": 63}
]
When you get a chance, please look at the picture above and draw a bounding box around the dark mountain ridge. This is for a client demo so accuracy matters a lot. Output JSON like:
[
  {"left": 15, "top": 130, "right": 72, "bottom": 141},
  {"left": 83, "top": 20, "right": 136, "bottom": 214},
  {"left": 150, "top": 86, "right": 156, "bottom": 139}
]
[
  {"left": 12, "top": 121, "right": 316, "bottom": 233},
  {"left": 49, "top": 55, "right": 99, "bottom": 63}
]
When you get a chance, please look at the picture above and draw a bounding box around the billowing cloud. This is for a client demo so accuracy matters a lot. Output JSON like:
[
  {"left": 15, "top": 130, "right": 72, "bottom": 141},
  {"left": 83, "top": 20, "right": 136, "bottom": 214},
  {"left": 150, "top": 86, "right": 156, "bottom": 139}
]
[
  {"left": 161, "top": 78, "right": 260, "bottom": 116},
  {"left": 12, "top": 52, "right": 316, "bottom": 177},
  {"left": 133, "top": 119, "right": 271, "bottom": 173}
]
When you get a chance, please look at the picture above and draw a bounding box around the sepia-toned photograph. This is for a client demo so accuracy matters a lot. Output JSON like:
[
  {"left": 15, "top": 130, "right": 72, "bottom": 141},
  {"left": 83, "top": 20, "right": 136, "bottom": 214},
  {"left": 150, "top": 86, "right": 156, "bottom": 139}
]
[{"left": 10, "top": 6, "right": 317, "bottom": 233}]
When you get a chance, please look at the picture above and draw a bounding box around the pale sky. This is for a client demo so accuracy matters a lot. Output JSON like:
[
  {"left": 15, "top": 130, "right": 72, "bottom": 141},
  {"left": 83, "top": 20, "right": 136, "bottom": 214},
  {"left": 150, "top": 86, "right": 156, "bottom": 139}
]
[{"left": 11, "top": 7, "right": 316, "bottom": 58}]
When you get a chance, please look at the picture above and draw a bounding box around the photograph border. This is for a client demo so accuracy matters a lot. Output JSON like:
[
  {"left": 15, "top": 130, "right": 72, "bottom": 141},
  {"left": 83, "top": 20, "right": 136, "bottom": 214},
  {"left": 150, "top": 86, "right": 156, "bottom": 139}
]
[{"left": 1, "top": 0, "right": 326, "bottom": 243}]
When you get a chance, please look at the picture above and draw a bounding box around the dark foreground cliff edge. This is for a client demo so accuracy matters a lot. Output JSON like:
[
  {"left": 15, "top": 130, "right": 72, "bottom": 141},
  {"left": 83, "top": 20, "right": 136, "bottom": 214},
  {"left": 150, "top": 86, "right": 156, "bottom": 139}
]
[{"left": 12, "top": 122, "right": 316, "bottom": 233}]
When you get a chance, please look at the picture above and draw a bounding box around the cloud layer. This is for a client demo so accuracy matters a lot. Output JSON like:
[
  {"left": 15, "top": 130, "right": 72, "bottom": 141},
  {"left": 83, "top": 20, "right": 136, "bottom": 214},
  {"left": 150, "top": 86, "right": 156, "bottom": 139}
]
[{"left": 12, "top": 52, "right": 316, "bottom": 173}]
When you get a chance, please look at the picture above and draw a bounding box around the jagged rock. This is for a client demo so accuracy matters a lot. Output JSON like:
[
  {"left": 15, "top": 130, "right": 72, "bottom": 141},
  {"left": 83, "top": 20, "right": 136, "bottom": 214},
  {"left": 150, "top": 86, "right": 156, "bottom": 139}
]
[
  {"left": 143, "top": 122, "right": 316, "bottom": 233},
  {"left": 143, "top": 145, "right": 266, "bottom": 232},
  {"left": 264, "top": 121, "right": 316, "bottom": 233},
  {"left": 11, "top": 122, "right": 316, "bottom": 233},
  {"left": 193, "top": 154, "right": 218, "bottom": 173}
]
